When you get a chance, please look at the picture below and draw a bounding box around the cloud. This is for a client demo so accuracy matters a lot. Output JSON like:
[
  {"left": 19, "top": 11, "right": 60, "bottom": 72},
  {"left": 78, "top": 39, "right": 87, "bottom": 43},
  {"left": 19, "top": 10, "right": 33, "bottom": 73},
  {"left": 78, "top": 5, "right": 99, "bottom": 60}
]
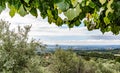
[
  {"left": 0, "top": 8, "right": 120, "bottom": 45},
  {"left": 40, "top": 40, "right": 120, "bottom": 45},
  {"left": 29, "top": 27, "right": 85, "bottom": 36},
  {"left": 89, "top": 35, "right": 120, "bottom": 40}
]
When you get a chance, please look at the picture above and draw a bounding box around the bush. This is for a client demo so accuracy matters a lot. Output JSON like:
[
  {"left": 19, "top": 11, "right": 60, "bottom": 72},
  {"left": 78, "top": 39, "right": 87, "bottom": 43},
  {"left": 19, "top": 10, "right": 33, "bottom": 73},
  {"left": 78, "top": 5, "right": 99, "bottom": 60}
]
[
  {"left": 49, "top": 49, "right": 120, "bottom": 73},
  {"left": 0, "top": 20, "right": 44, "bottom": 73},
  {"left": 83, "top": 60, "right": 97, "bottom": 73},
  {"left": 49, "top": 49, "right": 84, "bottom": 73}
]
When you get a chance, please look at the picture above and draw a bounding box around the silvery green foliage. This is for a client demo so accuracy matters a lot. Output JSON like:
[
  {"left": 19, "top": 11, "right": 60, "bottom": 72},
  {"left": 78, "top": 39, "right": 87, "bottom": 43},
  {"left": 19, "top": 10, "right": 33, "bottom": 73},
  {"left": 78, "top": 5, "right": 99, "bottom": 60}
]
[
  {"left": 49, "top": 49, "right": 120, "bottom": 73},
  {"left": 0, "top": 20, "right": 44, "bottom": 73},
  {"left": 49, "top": 49, "right": 85, "bottom": 73}
]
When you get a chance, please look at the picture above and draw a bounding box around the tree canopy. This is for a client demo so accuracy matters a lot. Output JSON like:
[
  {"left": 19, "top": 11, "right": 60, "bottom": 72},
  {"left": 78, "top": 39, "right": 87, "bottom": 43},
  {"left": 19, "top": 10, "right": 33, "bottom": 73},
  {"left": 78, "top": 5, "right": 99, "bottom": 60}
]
[{"left": 0, "top": 0, "right": 120, "bottom": 34}]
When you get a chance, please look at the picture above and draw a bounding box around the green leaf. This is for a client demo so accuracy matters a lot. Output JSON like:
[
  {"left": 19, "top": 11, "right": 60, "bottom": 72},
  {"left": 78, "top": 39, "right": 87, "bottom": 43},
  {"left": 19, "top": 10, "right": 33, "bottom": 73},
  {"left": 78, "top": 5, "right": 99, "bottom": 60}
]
[
  {"left": 48, "top": 16, "right": 52, "bottom": 24},
  {"left": 25, "top": 6, "right": 32, "bottom": 12},
  {"left": 0, "top": 6, "right": 5, "bottom": 13},
  {"left": 30, "top": 8, "right": 38, "bottom": 17},
  {"left": 75, "top": 20, "right": 80, "bottom": 26},
  {"left": 18, "top": 5, "right": 28, "bottom": 16},
  {"left": 104, "top": 17, "right": 110, "bottom": 25},
  {"left": 47, "top": 9, "right": 53, "bottom": 18},
  {"left": 105, "top": 9, "right": 113, "bottom": 17},
  {"left": 9, "top": 5, "right": 16, "bottom": 17},
  {"left": 32, "top": 0, "right": 39, "bottom": 8},
  {"left": 56, "top": 1, "right": 69, "bottom": 11},
  {"left": 68, "top": 23, "right": 74, "bottom": 28},
  {"left": 71, "top": 0, "right": 78, "bottom": 7},
  {"left": 99, "top": 0, "right": 106, "bottom": 5},
  {"left": 47, "top": 9, "right": 56, "bottom": 24},
  {"left": 86, "top": 1, "right": 90, "bottom": 6},
  {"left": 54, "top": 0, "right": 64, "bottom": 3},
  {"left": 89, "top": 1, "right": 96, "bottom": 8},
  {"left": 105, "top": 0, "right": 114, "bottom": 16},
  {"left": 9, "top": 9, "right": 15, "bottom": 17},
  {"left": 64, "top": 4, "right": 81, "bottom": 20},
  {"left": 86, "top": 1, "right": 96, "bottom": 8},
  {"left": 24, "top": 0, "right": 30, "bottom": 3},
  {"left": 56, "top": 17, "right": 63, "bottom": 26}
]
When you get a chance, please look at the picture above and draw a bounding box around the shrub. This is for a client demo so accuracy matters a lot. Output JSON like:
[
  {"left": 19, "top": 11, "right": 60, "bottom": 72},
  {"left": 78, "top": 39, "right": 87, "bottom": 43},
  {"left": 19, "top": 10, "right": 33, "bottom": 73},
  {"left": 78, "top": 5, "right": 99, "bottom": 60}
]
[
  {"left": 0, "top": 20, "right": 44, "bottom": 73},
  {"left": 83, "top": 60, "right": 97, "bottom": 73},
  {"left": 49, "top": 49, "right": 84, "bottom": 73}
]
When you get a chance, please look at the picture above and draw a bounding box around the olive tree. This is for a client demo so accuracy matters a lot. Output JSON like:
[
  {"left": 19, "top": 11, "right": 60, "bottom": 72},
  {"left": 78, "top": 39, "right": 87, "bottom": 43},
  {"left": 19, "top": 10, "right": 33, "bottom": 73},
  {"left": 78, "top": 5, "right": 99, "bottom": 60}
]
[
  {"left": 49, "top": 49, "right": 84, "bottom": 73},
  {"left": 0, "top": 20, "right": 44, "bottom": 73}
]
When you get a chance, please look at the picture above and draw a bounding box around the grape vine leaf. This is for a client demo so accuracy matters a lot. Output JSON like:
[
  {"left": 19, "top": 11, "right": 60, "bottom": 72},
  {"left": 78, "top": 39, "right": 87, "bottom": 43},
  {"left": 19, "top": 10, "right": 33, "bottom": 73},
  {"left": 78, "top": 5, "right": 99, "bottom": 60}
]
[
  {"left": 18, "top": 5, "right": 28, "bottom": 16},
  {"left": 55, "top": 0, "right": 70, "bottom": 11},
  {"left": 64, "top": 4, "right": 81, "bottom": 20},
  {"left": 9, "top": 5, "right": 16, "bottom": 17},
  {"left": 30, "top": 8, "right": 38, "bottom": 17},
  {"left": 104, "top": 17, "right": 110, "bottom": 25},
  {"left": 99, "top": 0, "right": 106, "bottom": 5},
  {"left": 24, "top": 0, "right": 30, "bottom": 3}
]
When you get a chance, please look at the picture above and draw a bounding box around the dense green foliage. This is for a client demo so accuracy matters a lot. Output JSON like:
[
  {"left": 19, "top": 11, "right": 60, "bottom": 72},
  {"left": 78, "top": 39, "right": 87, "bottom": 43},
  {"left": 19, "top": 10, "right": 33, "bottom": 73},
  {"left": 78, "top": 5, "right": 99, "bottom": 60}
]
[
  {"left": 49, "top": 49, "right": 84, "bottom": 73},
  {"left": 0, "top": 0, "right": 120, "bottom": 34},
  {"left": 75, "top": 50, "right": 114, "bottom": 59},
  {"left": 74, "top": 49, "right": 120, "bottom": 62}
]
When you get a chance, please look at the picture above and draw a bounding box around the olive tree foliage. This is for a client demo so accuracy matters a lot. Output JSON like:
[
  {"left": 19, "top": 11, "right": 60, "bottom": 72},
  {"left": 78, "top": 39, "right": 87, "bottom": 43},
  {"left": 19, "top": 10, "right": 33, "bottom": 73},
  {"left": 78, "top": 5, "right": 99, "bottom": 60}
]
[
  {"left": 0, "top": 0, "right": 120, "bottom": 34},
  {"left": 49, "top": 49, "right": 120, "bottom": 73},
  {"left": 49, "top": 49, "right": 85, "bottom": 73},
  {"left": 0, "top": 20, "right": 44, "bottom": 73}
]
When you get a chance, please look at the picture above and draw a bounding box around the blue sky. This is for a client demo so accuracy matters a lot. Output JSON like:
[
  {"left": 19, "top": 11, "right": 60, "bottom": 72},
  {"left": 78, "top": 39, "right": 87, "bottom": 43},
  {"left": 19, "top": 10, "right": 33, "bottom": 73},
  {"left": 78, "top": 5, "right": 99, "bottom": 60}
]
[{"left": 0, "top": 8, "right": 120, "bottom": 45}]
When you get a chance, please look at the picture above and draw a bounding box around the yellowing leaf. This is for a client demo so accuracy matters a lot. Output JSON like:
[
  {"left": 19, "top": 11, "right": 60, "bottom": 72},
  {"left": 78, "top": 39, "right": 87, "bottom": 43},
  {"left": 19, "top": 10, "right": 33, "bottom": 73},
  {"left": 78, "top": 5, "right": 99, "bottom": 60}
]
[
  {"left": 9, "top": 5, "right": 16, "bottom": 17},
  {"left": 105, "top": 9, "right": 114, "bottom": 16},
  {"left": 99, "top": 0, "right": 106, "bottom": 5},
  {"left": 77, "top": 0, "right": 82, "bottom": 3},
  {"left": 105, "top": 0, "right": 114, "bottom": 16},
  {"left": 58, "top": 9, "right": 62, "bottom": 14},
  {"left": 47, "top": 9, "right": 53, "bottom": 18},
  {"left": 107, "top": 0, "right": 113, "bottom": 8},
  {"left": 86, "top": 1, "right": 90, "bottom": 6},
  {"left": 9, "top": 9, "right": 15, "bottom": 17},
  {"left": 71, "top": 0, "right": 77, "bottom": 7},
  {"left": 104, "top": 17, "right": 110, "bottom": 25}
]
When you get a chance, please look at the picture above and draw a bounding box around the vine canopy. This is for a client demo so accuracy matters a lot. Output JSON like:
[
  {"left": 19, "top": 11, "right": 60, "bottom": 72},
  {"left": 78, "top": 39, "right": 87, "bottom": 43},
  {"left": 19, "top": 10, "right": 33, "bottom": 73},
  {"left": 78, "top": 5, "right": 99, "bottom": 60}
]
[{"left": 0, "top": 0, "right": 120, "bottom": 34}]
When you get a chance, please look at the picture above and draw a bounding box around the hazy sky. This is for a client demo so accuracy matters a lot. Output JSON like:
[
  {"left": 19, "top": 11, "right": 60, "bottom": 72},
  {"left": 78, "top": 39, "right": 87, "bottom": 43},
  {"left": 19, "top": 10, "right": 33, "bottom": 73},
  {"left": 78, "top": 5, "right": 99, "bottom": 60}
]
[{"left": 0, "top": 8, "right": 120, "bottom": 45}]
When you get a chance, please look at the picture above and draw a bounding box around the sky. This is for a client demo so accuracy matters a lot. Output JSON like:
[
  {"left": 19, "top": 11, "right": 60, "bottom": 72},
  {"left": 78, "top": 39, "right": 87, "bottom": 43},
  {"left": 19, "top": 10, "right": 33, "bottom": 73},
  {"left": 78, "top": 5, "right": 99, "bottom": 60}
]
[{"left": 0, "top": 7, "right": 120, "bottom": 45}]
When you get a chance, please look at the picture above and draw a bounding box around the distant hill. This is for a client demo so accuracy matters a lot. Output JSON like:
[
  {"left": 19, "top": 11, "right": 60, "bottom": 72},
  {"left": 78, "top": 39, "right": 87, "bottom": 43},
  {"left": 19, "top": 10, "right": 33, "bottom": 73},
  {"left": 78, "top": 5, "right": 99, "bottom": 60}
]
[{"left": 47, "top": 45, "right": 120, "bottom": 50}]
